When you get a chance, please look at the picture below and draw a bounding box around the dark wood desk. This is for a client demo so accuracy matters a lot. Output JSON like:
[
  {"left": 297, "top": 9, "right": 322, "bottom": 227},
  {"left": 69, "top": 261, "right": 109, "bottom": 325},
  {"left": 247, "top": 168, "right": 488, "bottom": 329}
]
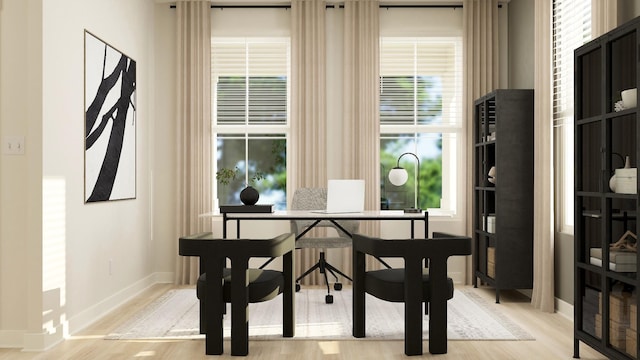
[
  {"left": 216, "top": 210, "right": 429, "bottom": 240},
  {"left": 179, "top": 232, "right": 295, "bottom": 356}
]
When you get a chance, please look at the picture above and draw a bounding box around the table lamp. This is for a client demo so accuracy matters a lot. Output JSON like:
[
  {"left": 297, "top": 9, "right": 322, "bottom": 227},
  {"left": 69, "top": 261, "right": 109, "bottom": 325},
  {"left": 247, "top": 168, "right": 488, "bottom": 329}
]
[{"left": 388, "top": 152, "right": 421, "bottom": 213}]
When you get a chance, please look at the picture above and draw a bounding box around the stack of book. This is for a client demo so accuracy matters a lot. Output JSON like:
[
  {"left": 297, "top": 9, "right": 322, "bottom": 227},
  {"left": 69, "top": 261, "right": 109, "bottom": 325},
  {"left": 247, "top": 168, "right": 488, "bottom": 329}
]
[
  {"left": 219, "top": 204, "right": 274, "bottom": 213},
  {"left": 589, "top": 248, "right": 637, "bottom": 272}
]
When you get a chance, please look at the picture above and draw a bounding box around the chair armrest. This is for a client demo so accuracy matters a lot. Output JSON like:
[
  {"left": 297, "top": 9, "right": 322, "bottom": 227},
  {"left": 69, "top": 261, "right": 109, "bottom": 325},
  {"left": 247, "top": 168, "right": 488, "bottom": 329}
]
[
  {"left": 179, "top": 232, "right": 295, "bottom": 259},
  {"left": 352, "top": 234, "right": 471, "bottom": 260}
]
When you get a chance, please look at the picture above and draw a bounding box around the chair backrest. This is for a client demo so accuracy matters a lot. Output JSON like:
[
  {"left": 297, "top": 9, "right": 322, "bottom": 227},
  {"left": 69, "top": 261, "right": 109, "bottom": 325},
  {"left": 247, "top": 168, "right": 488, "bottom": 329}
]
[
  {"left": 289, "top": 188, "right": 359, "bottom": 238},
  {"left": 291, "top": 188, "right": 327, "bottom": 211}
]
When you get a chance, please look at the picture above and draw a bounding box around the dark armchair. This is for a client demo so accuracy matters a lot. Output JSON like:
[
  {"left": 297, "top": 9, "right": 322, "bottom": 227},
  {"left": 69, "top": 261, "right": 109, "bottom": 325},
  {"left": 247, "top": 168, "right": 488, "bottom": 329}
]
[
  {"left": 179, "top": 232, "right": 295, "bottom": 356},
  {"left": 352, "top": 232, "right": 472, "bottom": 356}
]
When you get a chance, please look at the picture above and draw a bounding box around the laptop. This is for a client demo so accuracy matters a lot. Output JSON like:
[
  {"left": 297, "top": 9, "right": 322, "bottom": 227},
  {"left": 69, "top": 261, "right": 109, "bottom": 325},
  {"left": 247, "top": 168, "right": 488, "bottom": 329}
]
[{"left": 313, "top": 179, "right": 365, "bottom": 214}]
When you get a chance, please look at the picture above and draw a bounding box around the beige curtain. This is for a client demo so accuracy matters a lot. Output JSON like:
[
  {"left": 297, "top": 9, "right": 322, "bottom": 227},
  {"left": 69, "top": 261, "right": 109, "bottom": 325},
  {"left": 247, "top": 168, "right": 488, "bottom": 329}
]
[
  {"left": 343, "top": 0, "right": 380, "bottom": 271},
  {"left": 463, "top": 0, "right": 499, "bottom": 284},
  {"left": 174, "top": 1, "right": 212, "bottom": 285},
  {"left": 291, "top": 0, "right": 327, "bottom": 284},
  {"left": 531, "top": 1, "right": 555, "bottom": 312},
  {"left": 592, "top": 0, "right": 618, "bottom": 37}
]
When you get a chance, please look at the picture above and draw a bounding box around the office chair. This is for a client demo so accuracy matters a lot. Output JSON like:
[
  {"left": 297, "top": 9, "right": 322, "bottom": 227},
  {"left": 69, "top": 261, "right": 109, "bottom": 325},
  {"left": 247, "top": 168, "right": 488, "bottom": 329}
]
[{"left": 290, "top": 187, "right": 359, "bottom": 304}]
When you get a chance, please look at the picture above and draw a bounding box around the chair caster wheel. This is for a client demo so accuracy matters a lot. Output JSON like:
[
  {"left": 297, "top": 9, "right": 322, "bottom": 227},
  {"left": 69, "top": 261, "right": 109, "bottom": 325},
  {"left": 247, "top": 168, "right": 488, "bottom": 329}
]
[
  {"left": 334, "top": 283, "right": 342, "bottom": 291},
  {"left": 295, "top": 283, "right": 301, "bottom": 292},
  {"left": 325, "top": 295, "right": 333, "bottom": 304}
]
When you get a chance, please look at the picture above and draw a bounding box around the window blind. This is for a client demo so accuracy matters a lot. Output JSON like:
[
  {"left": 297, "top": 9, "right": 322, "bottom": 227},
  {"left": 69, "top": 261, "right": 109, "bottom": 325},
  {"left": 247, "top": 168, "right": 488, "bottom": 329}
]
[
  {"left": 552, "top": 0, "right": 591, "bottom": 231},
  {"left": 380, "top": 38, "right": 462, "bottom": 127},
  {"left": 552, "top": 0, "right": 591, "bottom": 123},
  {"left": 212, "top": 40, "right": 289, "bottom": 126}
]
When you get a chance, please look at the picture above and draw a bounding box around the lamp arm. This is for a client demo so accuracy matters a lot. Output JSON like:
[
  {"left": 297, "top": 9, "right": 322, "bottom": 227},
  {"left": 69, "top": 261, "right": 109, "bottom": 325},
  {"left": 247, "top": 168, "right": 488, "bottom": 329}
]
[{"left": 396, "top": 152, "right": 420, "bottom": 209}]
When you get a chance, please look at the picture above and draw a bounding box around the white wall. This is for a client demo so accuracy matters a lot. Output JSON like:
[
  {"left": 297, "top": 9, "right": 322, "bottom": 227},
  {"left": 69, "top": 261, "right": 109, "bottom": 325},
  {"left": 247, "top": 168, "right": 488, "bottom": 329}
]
[
  {"left": 0, "top": 0, "right": 162, "bottom": 350},
  {"left": 152, "top": 2, "right": 179, "bottom": 289},
  {"left": 0, "top": 0, "right": 38, "bottom": 348}
]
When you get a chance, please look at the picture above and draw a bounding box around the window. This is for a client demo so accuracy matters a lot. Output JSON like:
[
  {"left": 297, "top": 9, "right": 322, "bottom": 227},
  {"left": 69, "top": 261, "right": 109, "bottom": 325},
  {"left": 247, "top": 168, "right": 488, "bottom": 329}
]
[
  {"left": 212, "top": 38, "right": 290, "bottom": 210},
  {"left": 380, "top": 37, "right": 463, "bottom": 213},
  {"left": 552, "top": 0, "right": 591, "bottom": 233}
]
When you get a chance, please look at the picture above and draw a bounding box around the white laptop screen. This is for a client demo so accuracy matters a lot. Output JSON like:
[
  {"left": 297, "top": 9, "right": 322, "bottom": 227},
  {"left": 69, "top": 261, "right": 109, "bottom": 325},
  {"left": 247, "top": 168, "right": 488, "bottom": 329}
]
[{"left": 321, "top": 179, "right": 365, "bottom": 213}]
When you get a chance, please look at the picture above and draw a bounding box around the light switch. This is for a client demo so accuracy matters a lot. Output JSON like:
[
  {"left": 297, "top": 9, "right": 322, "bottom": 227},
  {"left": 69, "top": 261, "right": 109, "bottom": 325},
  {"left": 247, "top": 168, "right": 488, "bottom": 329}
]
[{"left": 2, "top": 136, "right": 25, "bottom": 155}]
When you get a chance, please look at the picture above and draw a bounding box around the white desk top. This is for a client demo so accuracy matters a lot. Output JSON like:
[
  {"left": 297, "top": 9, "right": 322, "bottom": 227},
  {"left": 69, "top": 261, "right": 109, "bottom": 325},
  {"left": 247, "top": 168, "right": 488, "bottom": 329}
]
[{"left": 203, "top": 210, "right": 427, "bottom": 220}]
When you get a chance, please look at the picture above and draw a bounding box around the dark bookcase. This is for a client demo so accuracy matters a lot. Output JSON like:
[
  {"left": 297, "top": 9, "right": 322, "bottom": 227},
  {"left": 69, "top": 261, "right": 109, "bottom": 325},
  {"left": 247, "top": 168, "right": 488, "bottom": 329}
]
[
  {"left": 472, "top": 89, "right": 534, "bottom": 304},
  {"left": 574, "top": 17, "right": 640, "bottom": 360}
]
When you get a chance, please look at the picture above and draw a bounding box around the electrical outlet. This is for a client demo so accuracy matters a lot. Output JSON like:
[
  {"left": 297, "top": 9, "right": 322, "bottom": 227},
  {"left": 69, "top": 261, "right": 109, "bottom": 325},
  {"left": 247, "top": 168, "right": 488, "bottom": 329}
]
[{"left": 2, "top": 136, "right": 25, "bottom": 155}]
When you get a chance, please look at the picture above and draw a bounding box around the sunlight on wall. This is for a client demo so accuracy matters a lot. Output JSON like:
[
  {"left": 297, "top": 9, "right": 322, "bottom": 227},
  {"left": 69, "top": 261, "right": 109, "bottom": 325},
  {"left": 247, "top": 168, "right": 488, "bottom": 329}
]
[{"left": 43, "top": 177, "right": 67, "bottom": 336}]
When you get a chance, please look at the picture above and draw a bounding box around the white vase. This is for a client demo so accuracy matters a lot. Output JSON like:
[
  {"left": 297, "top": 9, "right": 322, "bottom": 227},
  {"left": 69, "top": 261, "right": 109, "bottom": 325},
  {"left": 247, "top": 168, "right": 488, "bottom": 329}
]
[{"left": 609, "top": 156, "right": 638, "bottom": 194}]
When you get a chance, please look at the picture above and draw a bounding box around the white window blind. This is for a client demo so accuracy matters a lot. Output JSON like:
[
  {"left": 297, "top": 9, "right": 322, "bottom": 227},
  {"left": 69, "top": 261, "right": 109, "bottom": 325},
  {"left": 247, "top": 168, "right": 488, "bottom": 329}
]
[
  {"left": 553, "top": 0, "right": 591, "bottom": 122},
  {"left": 380, "top": 38, "right": 462, "bottom": 127},
  {"left": 552, "top": 0, "right": 591, "bottom": 232},
  {"left": 212, "top": 39, "right": 289, "bottom": 126}
]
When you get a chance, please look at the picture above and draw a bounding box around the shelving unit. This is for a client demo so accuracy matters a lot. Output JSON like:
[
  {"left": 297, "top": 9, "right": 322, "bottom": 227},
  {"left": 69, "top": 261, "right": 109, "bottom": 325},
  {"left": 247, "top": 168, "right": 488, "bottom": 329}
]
[
  {"left": 574, "top": 17, "right": 640, "bottom": 360},
  {"left": 472, "top": 89, "right": 534, "bottom": 303}
]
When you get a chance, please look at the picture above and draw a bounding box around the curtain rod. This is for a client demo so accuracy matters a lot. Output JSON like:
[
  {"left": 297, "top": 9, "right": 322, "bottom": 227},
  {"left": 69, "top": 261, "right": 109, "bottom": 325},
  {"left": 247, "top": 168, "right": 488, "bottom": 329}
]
[{"left": 169, "top": 4, "right": 464, "bottom": 9}]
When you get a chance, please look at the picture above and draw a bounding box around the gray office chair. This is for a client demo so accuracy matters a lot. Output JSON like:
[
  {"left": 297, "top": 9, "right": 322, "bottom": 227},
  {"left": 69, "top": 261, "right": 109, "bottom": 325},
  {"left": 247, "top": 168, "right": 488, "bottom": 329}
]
[{"left": 290, "top": 187, "right": 359, "bottom": 303}]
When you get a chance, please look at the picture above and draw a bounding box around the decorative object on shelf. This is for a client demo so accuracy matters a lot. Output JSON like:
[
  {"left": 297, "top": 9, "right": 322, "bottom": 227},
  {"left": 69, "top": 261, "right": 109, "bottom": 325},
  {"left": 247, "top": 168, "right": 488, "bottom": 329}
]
[
  {"left": 488, "top": 166, "right": 496, "bottom": 184},
  {"left": 240, "top": 186, "right": 259, "bottom": 205},
  {"left": 621, "top": 88, "right": 637, "bottom": 109},
  {"left": 216, "top": 166, "right": 265, "bottom": 205},
  {"left": 609, "top": 154, "right": 637, "bottom": 194},
  {"left": 610, "top": 230, "right": 638, "bottom": 252},
  {"left": 388, "top": 152, "right": 421, "bottom": 213}
]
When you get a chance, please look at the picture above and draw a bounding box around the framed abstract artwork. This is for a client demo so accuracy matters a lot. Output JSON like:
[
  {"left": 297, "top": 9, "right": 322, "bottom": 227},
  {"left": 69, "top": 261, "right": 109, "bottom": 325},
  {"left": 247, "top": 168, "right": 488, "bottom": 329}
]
[{"left": 84, "top": 30, "right": 136, "bottom": 202}]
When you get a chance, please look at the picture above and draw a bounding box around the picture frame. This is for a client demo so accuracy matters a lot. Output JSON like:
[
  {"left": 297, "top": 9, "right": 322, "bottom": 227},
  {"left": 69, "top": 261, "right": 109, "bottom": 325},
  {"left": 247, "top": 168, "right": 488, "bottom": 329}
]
[{"left": 84, "top": 30, "right": 136, "bottom": 202}]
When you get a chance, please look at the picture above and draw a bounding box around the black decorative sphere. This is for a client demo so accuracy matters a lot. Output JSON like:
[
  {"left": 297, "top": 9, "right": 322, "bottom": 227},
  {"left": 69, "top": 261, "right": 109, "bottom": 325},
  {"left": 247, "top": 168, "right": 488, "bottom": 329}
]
[{"left": 240, "top": 186, "right": 259, "bottom": 205}]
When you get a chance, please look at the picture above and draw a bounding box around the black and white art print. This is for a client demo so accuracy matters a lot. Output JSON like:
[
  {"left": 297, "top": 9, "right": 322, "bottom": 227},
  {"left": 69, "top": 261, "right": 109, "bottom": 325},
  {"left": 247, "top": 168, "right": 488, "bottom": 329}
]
[{"left": 84, "top": 30, "right": 136, "bottom": 202}]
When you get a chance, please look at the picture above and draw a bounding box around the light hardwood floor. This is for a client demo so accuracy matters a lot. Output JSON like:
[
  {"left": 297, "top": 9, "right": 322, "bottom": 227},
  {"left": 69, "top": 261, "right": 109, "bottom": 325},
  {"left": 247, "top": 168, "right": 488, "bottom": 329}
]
[{"left": 0, "top": 284, "right": 610, "bottom": 360}]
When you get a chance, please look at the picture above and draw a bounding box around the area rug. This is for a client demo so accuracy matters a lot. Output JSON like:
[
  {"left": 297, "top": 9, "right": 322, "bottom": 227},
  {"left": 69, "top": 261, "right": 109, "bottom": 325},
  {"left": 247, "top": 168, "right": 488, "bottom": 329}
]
[{"left": 106, "top": 287, "right": 534, "bottom": 341}]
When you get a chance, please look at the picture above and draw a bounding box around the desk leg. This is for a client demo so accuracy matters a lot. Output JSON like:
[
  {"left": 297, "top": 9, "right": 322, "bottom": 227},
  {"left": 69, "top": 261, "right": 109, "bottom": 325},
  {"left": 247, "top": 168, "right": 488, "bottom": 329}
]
[
  {"left": 204, "top": 258, "right": 224, "bottom": 355},
  {"left": 411, "top": 220, "right": 415, "bottom": 239},
  {"left": 222, "top": 213, "right": 228, "bottom": 238},
  {"left": 424, "top": 211, "right": 429, "bottom": 238},
  {"left": 230, "top": 258, "right": 249, "bottom": 356}
]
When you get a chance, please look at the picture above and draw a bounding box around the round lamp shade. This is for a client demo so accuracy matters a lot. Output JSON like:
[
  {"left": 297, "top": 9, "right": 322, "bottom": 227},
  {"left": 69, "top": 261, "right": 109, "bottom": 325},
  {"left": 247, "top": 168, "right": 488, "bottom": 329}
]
[{"left": 388, "top": 167, "right": 409, "bottom": 186}]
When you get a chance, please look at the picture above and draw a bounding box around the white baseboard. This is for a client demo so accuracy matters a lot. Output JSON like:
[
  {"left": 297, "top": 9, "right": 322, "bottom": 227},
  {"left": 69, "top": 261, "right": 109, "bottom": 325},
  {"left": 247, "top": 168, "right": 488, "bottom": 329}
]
[
  {"left": 0, "top": 330, "right": 26, "bottom": 349},
  {"left": 555, "top": 296, "right": 573, "bottom": 321},
  {"left": 9, "top": 272, "right": 174, "bottom": 352},
  {"left": 66, "top": 272, "right": 174, "bottom": 335},
  {"left": 22, "top": 325, "right": 65, "bottom": 352}
]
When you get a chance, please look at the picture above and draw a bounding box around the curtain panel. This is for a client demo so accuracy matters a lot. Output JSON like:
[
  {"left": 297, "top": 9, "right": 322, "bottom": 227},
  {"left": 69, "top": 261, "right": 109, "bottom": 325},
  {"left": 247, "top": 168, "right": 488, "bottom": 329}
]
[
  {"left": 291, "top": 0, "right": 328, "bottom": 284},
  {"left": 531, "top": 0, "right": 555, "bottom": 313},
  {"left": 462, "top": 0, "right": 500, "bottom": 284},
  {"left": 591, "top": 0, "right": 618, "bottom": 37},
  {"left": 174, "top": 1, "right": 212, "bottom": 285},
  {"left": 343, "top": 0, "right": 381, "bottom": 272}
]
